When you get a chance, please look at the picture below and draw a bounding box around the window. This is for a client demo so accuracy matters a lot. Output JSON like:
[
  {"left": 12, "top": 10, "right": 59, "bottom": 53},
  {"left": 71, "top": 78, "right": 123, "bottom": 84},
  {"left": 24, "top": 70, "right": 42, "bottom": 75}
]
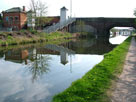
[
  {"left": 9, "top": 17, "right": 13, "bottom": 21},
  {"left": 15, "top": 16, "right": 19, "bottom": 21},
  {"left": 5, "top": 16, "right": 9, "bottom": 21},
  {"left": 9, "top": 17, "right": 13, "bottom": 24},
  {"left": 15, "top": 16, "right": 19, "bottom": 24}
]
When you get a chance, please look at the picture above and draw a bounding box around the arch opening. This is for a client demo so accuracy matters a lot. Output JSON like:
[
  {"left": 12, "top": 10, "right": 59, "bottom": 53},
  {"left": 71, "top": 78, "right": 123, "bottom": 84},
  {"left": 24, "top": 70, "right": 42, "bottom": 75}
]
[{"left": 109, "top": 27, "right": 135, "bottom": 44}]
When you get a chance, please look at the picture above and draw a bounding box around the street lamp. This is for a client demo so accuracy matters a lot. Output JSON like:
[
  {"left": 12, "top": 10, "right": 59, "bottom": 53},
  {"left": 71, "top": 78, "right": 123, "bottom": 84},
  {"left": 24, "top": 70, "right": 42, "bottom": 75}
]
[{"left": 70, "top": 0, "right": 72, "bottom": 17}]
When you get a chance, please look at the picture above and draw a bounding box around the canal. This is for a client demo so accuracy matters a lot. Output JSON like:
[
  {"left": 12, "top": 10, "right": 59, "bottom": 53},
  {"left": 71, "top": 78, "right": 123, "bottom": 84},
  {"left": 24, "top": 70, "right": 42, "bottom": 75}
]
[{"left": 0, "top": 36, "right": 127, "bottom": 102}]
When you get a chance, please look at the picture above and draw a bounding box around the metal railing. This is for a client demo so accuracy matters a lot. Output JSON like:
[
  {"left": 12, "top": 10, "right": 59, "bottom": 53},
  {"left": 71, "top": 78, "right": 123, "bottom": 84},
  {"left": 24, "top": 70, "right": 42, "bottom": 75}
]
[{"left": 43, "top": 18, "right": 76, "bottom": 33}]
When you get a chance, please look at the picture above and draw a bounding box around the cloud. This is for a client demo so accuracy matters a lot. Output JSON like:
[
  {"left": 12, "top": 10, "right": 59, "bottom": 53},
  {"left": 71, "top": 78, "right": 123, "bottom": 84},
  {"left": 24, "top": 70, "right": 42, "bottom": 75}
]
[
  {"left": 0, "top": 0, "right": 136, "bottom": 17},
  {"left": 0, "top": 60, "right": 52, "bottom": 102}
]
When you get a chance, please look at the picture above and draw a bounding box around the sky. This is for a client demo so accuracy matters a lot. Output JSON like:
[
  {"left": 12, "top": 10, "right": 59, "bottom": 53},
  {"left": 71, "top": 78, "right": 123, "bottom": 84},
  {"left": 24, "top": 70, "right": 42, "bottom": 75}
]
[{"left": 0, "top": 0, "right": 136, "bottom": 17}]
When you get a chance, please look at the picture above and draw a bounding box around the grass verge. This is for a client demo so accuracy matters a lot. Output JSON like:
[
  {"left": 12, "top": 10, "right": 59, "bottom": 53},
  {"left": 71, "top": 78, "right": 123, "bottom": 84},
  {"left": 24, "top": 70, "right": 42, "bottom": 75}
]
[
  {"left": 53, "top": 37, "right": 132, "bottom": 102},
  {"left": 0, "top": 31, "right": 74, "bottom": 46}
]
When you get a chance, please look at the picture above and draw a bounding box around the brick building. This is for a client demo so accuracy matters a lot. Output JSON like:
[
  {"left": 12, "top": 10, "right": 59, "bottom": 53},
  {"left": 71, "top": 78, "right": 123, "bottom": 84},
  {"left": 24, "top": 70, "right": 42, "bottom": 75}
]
[{"left": 2, "top": 6, "right": 27, "bottom": 30}]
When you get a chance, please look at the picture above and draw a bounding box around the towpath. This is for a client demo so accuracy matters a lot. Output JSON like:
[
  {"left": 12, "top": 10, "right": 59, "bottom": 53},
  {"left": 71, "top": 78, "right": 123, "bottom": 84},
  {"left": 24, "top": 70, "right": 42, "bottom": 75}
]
[{"left": 111, "top": 37, "right": 136, "bottom": 102}]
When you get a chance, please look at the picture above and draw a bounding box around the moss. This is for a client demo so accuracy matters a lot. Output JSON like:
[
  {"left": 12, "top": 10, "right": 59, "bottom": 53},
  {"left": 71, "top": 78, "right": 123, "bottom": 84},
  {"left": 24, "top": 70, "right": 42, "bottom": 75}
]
[{"left": 53, "top": 37, "right": 131, "bottom": 102}]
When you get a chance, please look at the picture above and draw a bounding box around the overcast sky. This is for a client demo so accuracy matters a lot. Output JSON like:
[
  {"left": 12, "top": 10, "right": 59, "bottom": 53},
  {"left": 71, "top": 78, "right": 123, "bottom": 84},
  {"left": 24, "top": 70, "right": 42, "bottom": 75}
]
[{"left": 0, "top": 0, "right": 136, "bottom": 17}]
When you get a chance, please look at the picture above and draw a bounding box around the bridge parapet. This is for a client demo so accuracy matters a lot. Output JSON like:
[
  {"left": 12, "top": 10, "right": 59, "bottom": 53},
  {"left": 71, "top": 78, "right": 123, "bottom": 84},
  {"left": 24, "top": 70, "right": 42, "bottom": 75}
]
[{"left": 76, "top": 17, "right": 135, "bottom": 23}]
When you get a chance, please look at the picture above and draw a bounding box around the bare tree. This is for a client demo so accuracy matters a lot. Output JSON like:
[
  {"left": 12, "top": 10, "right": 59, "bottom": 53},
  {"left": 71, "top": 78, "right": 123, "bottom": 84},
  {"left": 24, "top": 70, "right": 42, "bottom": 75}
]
[{"left": 29, "top": 0, "right": 48, "bottom": 29}]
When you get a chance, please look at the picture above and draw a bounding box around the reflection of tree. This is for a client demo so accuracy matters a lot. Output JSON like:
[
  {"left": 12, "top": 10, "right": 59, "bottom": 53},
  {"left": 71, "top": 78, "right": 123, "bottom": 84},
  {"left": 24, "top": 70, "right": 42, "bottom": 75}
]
[
  {"left": 27, "top": 53, "right": 52, "bottom": 82},
  {"left": 76, "top": 20, "right": 85, "bottom": 34}
]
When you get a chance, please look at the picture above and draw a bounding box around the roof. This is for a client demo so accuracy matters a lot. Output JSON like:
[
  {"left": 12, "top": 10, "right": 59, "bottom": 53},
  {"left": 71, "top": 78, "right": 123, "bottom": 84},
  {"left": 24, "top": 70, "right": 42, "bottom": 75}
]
[
  {"left": 46, "top": 16, "right": 60, "bottom": 18},
  {"left": 61, "top": 6, "right": 68, "bottom": 10},
  {"left": 4, "top": 7, "right": 25, "bottom": 13},
  {"left": 61, "top": 61, "right": 68, "bottom": 65},
  {"left": 27, "top": 10, "right": 35, "bottom": 13}
]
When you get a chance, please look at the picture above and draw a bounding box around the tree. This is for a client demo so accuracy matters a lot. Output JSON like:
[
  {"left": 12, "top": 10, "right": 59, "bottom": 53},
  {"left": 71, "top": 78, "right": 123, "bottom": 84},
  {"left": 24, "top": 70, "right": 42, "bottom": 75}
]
[
  {"left": 29, "top": 0, "right": 48, "bottom": 29},
  {"left": 0, "top": 13, "right": 2, "bottom": 24},
  {"left": 133, "top": 9, "right": 136, "bottom": 27},
  {"left": 134, "top": 9, "right": 136, "bottom": 16},
  {"left": 27, "top": 51, "right": 52, "bottom": 82},
  {"left": 76, "top": 20, "right": 85, "bottom": 35},
  {"left": 36, "top": 17, "right": 52, "bottom": 29}
]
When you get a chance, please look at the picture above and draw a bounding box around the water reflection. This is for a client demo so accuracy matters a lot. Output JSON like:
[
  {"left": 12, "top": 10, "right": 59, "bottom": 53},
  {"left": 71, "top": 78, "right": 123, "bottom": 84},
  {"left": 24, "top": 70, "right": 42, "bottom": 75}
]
[
  {"left": 45, "top": 44, "right": 75, "bottom": 65},
  {"left": 27, "top": 54, "right": 51, "bottom": 82},
  {"left": 61, "top": 38, "right": 116, "bottom": 54},
  {"left": 0, "top": 38, "right": 116, "bottom": 102},
  {"left": 0, "top": 38, "right": 116, "bottom": 82},
  {"left": 5, "top": 50, "right": 28, "bottom": 64}
]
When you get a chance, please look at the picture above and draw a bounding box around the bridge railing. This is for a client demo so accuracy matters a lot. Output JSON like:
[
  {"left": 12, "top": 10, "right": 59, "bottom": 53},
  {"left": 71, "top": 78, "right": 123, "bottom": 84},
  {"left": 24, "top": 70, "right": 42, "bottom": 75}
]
[{"left": 43, "top": 18, "right": 76, "bottom": 33}]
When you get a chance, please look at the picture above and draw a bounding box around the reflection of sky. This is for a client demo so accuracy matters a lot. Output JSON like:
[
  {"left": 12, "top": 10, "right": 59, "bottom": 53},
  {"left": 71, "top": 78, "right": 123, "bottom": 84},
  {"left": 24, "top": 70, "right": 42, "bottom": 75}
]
[
  {"left": 109, "top": 35, "right": 128, "bottom": 44},
  {"left": 0, "top": 54, "right": 103, "bottom": 102},
  {"left": 0, "top": 59, "right": 52, "bottom": 102}
]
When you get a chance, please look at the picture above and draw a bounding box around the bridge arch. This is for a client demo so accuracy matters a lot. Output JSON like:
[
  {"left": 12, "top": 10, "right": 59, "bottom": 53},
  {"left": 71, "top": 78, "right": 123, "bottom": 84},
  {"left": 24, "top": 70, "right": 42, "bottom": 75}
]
[{"left": 75, "top": 17, "right": 136, "bottom": 38}]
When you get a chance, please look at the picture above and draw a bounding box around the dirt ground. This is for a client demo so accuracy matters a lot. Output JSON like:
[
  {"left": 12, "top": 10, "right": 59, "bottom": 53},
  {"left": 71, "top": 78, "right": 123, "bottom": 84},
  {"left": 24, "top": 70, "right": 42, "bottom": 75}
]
[{"left": 111, "top": 37, "right": 136, "bottom": 102}]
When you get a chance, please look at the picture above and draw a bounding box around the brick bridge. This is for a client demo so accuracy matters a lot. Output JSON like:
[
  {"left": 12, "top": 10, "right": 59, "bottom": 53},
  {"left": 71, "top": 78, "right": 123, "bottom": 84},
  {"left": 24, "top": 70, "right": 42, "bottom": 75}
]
[{"left": 69, "top": 17, "right": 136, "bottom": 38}]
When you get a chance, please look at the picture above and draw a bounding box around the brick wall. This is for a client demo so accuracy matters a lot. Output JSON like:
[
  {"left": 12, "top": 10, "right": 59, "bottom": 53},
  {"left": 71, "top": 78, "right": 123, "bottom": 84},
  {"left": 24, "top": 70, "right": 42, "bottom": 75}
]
[
  {"left": 3, "top": 12, "right": 27, "bottom": 30},
  {"left": 20, "top": 13, "right": 27, "bottom": 29}
]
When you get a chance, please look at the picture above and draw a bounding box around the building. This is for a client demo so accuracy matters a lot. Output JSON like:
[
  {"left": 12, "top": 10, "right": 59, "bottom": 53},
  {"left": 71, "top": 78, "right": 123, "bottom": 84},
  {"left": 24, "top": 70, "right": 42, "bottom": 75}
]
[
  {"left": 5, "top": 50, "right": 29, "bottom": 64},
  {"left": 60, "top": 6, "right": 68, "bottom": 23},
  {"left": 2, "top": 6, "right": 27, "bottom": 30},
  {"left": 27, "top": 10, "right": 35, "bottom": 29},
  {"left": 60, "top": 51, "right": 68, "bottom": 65},
  {"left": 1, "top": 6, "right": 68, "bottom": 30}
]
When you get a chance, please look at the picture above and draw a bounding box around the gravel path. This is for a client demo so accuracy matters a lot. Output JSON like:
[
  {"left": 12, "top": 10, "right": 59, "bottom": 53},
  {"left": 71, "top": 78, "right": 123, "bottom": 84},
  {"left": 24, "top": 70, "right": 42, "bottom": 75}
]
[{"left": 111, "top": 37, "right": 136, "bottom": 102}]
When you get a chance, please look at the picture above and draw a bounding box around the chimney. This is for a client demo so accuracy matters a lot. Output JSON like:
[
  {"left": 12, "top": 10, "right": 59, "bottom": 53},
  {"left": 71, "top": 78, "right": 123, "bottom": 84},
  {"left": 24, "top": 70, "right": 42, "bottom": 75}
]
[{"left": 23, "top": 6, "right": 25, "bottom": 11}]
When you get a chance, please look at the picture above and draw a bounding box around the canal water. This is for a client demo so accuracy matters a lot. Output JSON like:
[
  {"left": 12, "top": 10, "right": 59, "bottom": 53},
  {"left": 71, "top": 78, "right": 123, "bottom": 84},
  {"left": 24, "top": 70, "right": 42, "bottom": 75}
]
[{"left": 0, "top": 36, "right": 126, "bottom": 102}]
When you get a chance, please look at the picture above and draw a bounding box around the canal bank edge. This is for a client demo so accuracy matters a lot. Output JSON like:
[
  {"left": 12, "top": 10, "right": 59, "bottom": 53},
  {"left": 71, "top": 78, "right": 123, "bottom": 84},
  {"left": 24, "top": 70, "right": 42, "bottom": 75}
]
[
  {"left": 0, "top": 31, "right": 78, "bottom": 46},
  {"left": 53, "top": 37, "right": 132, "bottom": 102}
]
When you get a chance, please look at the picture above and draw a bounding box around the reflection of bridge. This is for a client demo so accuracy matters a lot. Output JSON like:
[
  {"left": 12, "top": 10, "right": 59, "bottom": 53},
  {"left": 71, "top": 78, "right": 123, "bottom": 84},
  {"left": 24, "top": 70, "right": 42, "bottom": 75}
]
[
  {"left": 62, "top": 39, "right": 116, "bottom": 55},
  {"left": 45, "top": 44, "right": 75, "bottom": 54},
  {"left": 45, "top": 44, "right": 75, "bottom": 65}
]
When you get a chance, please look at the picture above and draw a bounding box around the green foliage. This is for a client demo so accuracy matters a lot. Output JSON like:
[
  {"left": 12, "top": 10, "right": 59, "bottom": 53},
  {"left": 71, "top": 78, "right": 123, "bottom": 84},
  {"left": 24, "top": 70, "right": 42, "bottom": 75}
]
[
  {"left": 29, "top": 29, "right": 38, "bottom": 35},
  {"left": 53, "top": 37, "right": 131, "bottom": 102},
  {"left": 0, "top": 31, "right": 73, "bottom": 46},
  {"left": 43, "top": 31, "right": 72, "bottom": 40},
  {"left": 36, "top": 17, "right": 53, "bottom": 29},
  {"left": 7, "top": 36, "right": 13, "bottom": 40},
  {"left": 110, "top": 28, "right": 118, "bottom": 33},
  {"left": 0, "top": 19, "right": 2, "bottom": 24},
  {"left": 20, "top": 30, "right": 26, "bottom": 33},
  {"left": 0, "top": 14, "right": 2, "bottom": 24},
  {"left": 76, "top": 20, "right": 85, "bottom": 33},
  {"left": 76, "top": 20, "right": 85, "bottom": 27}
]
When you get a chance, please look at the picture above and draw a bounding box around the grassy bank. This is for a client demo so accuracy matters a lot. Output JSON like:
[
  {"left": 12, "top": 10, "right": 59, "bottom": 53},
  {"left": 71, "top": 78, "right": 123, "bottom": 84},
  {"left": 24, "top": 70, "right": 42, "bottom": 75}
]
[
  {"left": 0, "top": 31, "right": 74, "bottom": 46},
  {"left": 0, "top": 38, "right": 73, "bottom": 52},
  {"left": 53, "top": 37, "right": 131, "bottom": 102}
]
